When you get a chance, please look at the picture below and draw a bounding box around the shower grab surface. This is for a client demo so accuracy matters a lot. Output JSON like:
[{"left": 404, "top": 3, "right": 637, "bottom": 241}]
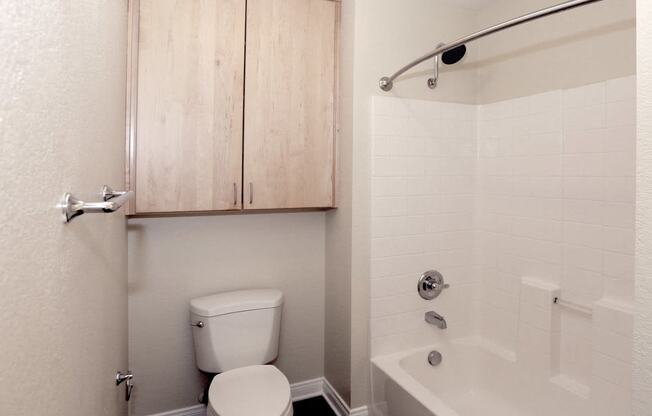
[
  {"left": 60, "top": 185, "right": 133, "bottom": 223},
  {"left": 553, "top": 296, "right": 593, "bottom": 316}
]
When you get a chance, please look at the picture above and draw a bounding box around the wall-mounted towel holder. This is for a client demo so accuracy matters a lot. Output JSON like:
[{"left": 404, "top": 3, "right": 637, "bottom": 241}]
[
  {"left": 553, "top": 296, "right": 592, "bottom": 316},
  {"left": 60, "top": 185, "right": 133, "bottom": 223}
]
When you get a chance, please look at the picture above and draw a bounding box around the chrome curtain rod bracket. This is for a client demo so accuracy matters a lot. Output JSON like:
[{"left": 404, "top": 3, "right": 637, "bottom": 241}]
[
  {"left": 60, "top": 185, "right": 133, "bottom": 223},
  {"left": 379, "top": 0, "right": 607, "bottom": 92},
  {"left": 427, "top": 43, "right": 446, "bottom": 90}
]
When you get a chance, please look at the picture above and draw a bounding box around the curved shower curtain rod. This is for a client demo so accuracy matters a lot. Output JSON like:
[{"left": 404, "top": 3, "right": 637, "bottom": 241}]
[{"left": 379, "top": 0, "right": 607, "bottom": 91}]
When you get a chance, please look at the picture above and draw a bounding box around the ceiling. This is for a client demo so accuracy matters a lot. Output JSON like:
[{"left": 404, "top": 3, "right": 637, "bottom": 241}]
[{"left": 438, "top": 0, "right": 495, "bottom": 11}]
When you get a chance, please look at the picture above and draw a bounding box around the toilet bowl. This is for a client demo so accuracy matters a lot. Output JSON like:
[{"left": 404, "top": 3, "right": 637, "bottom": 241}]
[
  {"left": 207, "top": 365, "right": 293, "bottom": 416},
  {"left": 189, "top": 290, "right": 292, "bottom": 416}
]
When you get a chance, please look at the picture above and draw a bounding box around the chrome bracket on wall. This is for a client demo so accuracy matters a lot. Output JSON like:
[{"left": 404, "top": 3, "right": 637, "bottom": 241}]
[
  {"left": 427, "top": 43, "right": 445, "bottom": 89},
  {"left": 60, "top": 185, "right": 133, "bottom": 223},
  {"left": 116, "top": 371, "right": 134, "bottom": 402},
  {"left": 427, "top": 55, "right": 439, "bottom": 89}
]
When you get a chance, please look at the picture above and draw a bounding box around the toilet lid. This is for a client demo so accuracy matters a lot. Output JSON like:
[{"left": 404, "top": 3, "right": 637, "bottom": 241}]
[{"left": 209, "top": 365, "right": 292, "bottom": 416}]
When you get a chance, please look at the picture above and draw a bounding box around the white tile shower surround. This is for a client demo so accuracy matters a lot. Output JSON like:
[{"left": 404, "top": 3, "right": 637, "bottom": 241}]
[
  {"left": 370, "top": 75, "right": 635, "bottom": 415},
  {"left": 371, "top": 97, "right": 477, "bottom": 356}
]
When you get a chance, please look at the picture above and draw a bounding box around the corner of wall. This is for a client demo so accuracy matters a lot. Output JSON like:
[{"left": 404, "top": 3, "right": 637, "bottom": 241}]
[{"left": 634, "top": 0, "right": 652, "bottom": 412}]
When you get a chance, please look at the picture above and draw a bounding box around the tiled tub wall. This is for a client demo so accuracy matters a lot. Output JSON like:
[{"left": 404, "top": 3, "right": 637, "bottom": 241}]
[
  {"left": 476, "top": 76, "right": 635, "bottom": 403},
  {"left": 370, "top": 97, "right": 477, "bottom": 356},
  {"left": 370, "top": 76, "right": 635, "bottom": 412}
]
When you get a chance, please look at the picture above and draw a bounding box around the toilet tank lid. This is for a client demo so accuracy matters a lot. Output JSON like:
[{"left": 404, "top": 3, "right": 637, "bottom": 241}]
[{"left": 190, "top": 289, "right": 283, "bottom": 317}]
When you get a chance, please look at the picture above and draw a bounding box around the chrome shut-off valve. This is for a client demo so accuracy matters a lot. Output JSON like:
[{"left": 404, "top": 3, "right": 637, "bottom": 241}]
[
  {"left": 116, "top": 371, "right": 134, "bottom": 402},
  {"left": 418, "top": 270, "right": 449, "bottom": 300}
]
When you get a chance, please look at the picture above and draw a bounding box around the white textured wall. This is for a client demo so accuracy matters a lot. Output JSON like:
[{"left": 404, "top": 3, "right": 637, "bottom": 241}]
[
  {"left": 127, "top": 213, "right": 325, "bottom": 416},
  {"left": 0, "top": 2, "right": 128, "bottom": 415},
  {"left": 634, "top": 0, "right": 652, "bottom": 413}
]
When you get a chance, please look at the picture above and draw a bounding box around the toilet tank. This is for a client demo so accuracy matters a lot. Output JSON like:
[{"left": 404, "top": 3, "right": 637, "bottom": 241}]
[{"left": 190, "top": 289, "right": 283, "bottom": 373}]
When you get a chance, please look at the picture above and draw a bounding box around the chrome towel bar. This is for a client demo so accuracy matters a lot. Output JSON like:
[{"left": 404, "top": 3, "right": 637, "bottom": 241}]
[
  {"left": 553, "top": 296, "right": 592, "bottom": 316},
  {"left": 60, "top": 185, "right": 133, "bottom": 223}
]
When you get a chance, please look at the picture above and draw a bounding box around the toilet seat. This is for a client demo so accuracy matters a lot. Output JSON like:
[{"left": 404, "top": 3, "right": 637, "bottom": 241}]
[{"left": 208, "top": 365, "right": 293, "bottom": 416}]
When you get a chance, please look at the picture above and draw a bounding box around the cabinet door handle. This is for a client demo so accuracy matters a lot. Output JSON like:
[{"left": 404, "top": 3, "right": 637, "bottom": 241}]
[
  {"left": 233, "top": 183, "right": 237, "bottom": 206},
  {"left": 249, "top": 182, "right": 253, "bottom": 205}
]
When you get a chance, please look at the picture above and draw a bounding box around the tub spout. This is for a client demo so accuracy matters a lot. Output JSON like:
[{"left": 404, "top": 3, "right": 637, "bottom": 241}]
[{"left": 425, "top": 311, "right": 447, "bottom": 329}]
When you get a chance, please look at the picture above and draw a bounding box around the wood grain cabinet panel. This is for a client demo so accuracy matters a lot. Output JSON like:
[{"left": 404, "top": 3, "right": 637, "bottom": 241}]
[
  {"left": 243, "top": 0, "right": 337, "bottom": 209},
  {"left": 128, "top": 0, "right": 337, "bottom": 214},
  {"left": 134, "top": 0, "right": 246, "bottom": 213}
]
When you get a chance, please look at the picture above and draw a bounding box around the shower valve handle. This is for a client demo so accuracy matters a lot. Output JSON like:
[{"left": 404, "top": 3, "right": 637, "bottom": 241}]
[{"left": 418, "top": 270, "right": 449, "bottom": 300}]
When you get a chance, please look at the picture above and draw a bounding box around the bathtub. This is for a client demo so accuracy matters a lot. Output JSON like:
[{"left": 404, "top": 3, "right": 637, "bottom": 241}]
[{"left": 371, "top": 337, "right": 590, "bottom": 416}]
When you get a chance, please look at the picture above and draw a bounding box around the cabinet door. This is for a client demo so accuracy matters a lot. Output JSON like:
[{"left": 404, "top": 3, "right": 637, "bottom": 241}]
[
  {"left": 243, "top": 0, "right": 337, "bottom": 209},
  {"left": 135, "top": 0, "right": 245, "bottom": 213}
]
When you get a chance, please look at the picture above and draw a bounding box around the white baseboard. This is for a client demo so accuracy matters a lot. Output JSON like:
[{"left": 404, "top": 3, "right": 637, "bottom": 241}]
[
  {"left": 349, "top": 406, "right": 370, "bottom": 416},
  {"left": 147, "top": 377, "right": 368, "bottom": 416},
  {"left": 290, "top": 377, "right": 324, "bottom": 402},
  {"left": 322, "top": 378, "right": 369, "bottom": 416},
  {"left": 322, "top": 378, "right": 350, "bottom": 416},
  {"left": 147, "top": 404, "right": 206, "bottom": 416}
]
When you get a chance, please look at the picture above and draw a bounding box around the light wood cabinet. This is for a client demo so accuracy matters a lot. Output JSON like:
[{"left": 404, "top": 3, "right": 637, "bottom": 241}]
[
  {"left": 126, "top": 0, "right": 338, "bottom": 215},
  {"left": 244, "top": 0, "right": 337, "bottom": 209},
  {"left": 132, "top": 0, "right": 246, "bottom": 214}
]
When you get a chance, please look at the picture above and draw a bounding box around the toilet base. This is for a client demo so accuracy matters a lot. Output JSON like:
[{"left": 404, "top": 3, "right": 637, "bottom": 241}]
[{"left": 207, "top": 403, "right": 293, "bottom": 416}]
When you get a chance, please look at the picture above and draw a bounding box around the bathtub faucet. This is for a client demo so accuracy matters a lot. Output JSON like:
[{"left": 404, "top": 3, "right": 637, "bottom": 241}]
[{"left": 425, "top": 311, "right": 447, "bottom": 329}]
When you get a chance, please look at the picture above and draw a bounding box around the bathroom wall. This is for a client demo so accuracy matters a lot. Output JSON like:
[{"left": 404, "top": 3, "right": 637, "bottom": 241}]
[
  {"left": 127, "top": 213, "right": 325, "bottom": 416},
  {"left": 476, "top": 78, "right": 635, "bottom": 414},
  {"left": 358, "top": 0, "right": 636, "bottom": 406},
  {"left": 470, "top": 2, "right": 637, "bottom": 411},
  {"left": 634, "top": 1, "right": 652, "bottom": 413},
  {"left": 324, "top": 0, "right": 353, "bottom": 405},
  {"left": 126, "top": 0, "right": 481, "bottom": 412},
  {"left": 368, "top": 77, "right": 636, "bottom": 415},
  {"left": 370, "top": 97, "right": 477, "bottom": 355},
  {"left": 475, "top": 0, "right": 636, "bottom": 104},
  {"left": 126, "top": 0, "right": 640, "bottom": 414},
  {"left": 328, "top": 0, "right": 480, "bottom": 408},
  {"left": 0, "top": 2, "right": 129, "bottom": 415}
]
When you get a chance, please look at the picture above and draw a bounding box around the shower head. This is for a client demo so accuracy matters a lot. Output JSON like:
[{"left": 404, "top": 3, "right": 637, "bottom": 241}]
[
  {"left": 441, "top": 44, "right": 466, "bottom": 65},
  {"left": 427, "top": 44, "right": 467, "bottom": 89}
]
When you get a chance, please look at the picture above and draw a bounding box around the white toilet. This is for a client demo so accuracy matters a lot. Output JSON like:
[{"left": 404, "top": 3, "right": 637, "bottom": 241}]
[{"left": 190, "top": 289, "right": 293, "bottom": 416}]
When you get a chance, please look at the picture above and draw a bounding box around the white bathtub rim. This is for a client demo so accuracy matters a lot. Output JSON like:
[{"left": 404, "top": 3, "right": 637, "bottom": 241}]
[
  {"left": 372, "top": 342, "right": 463, "bottom": 416},
  {"left": 371, "top": 336, "right": 517, "bottom": 416},
  {"left": 372, "top": 336, "right": 516, "bottom": 363},
  {"left": 373, "top": 355, "right": 460, "bottom": 416}
]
